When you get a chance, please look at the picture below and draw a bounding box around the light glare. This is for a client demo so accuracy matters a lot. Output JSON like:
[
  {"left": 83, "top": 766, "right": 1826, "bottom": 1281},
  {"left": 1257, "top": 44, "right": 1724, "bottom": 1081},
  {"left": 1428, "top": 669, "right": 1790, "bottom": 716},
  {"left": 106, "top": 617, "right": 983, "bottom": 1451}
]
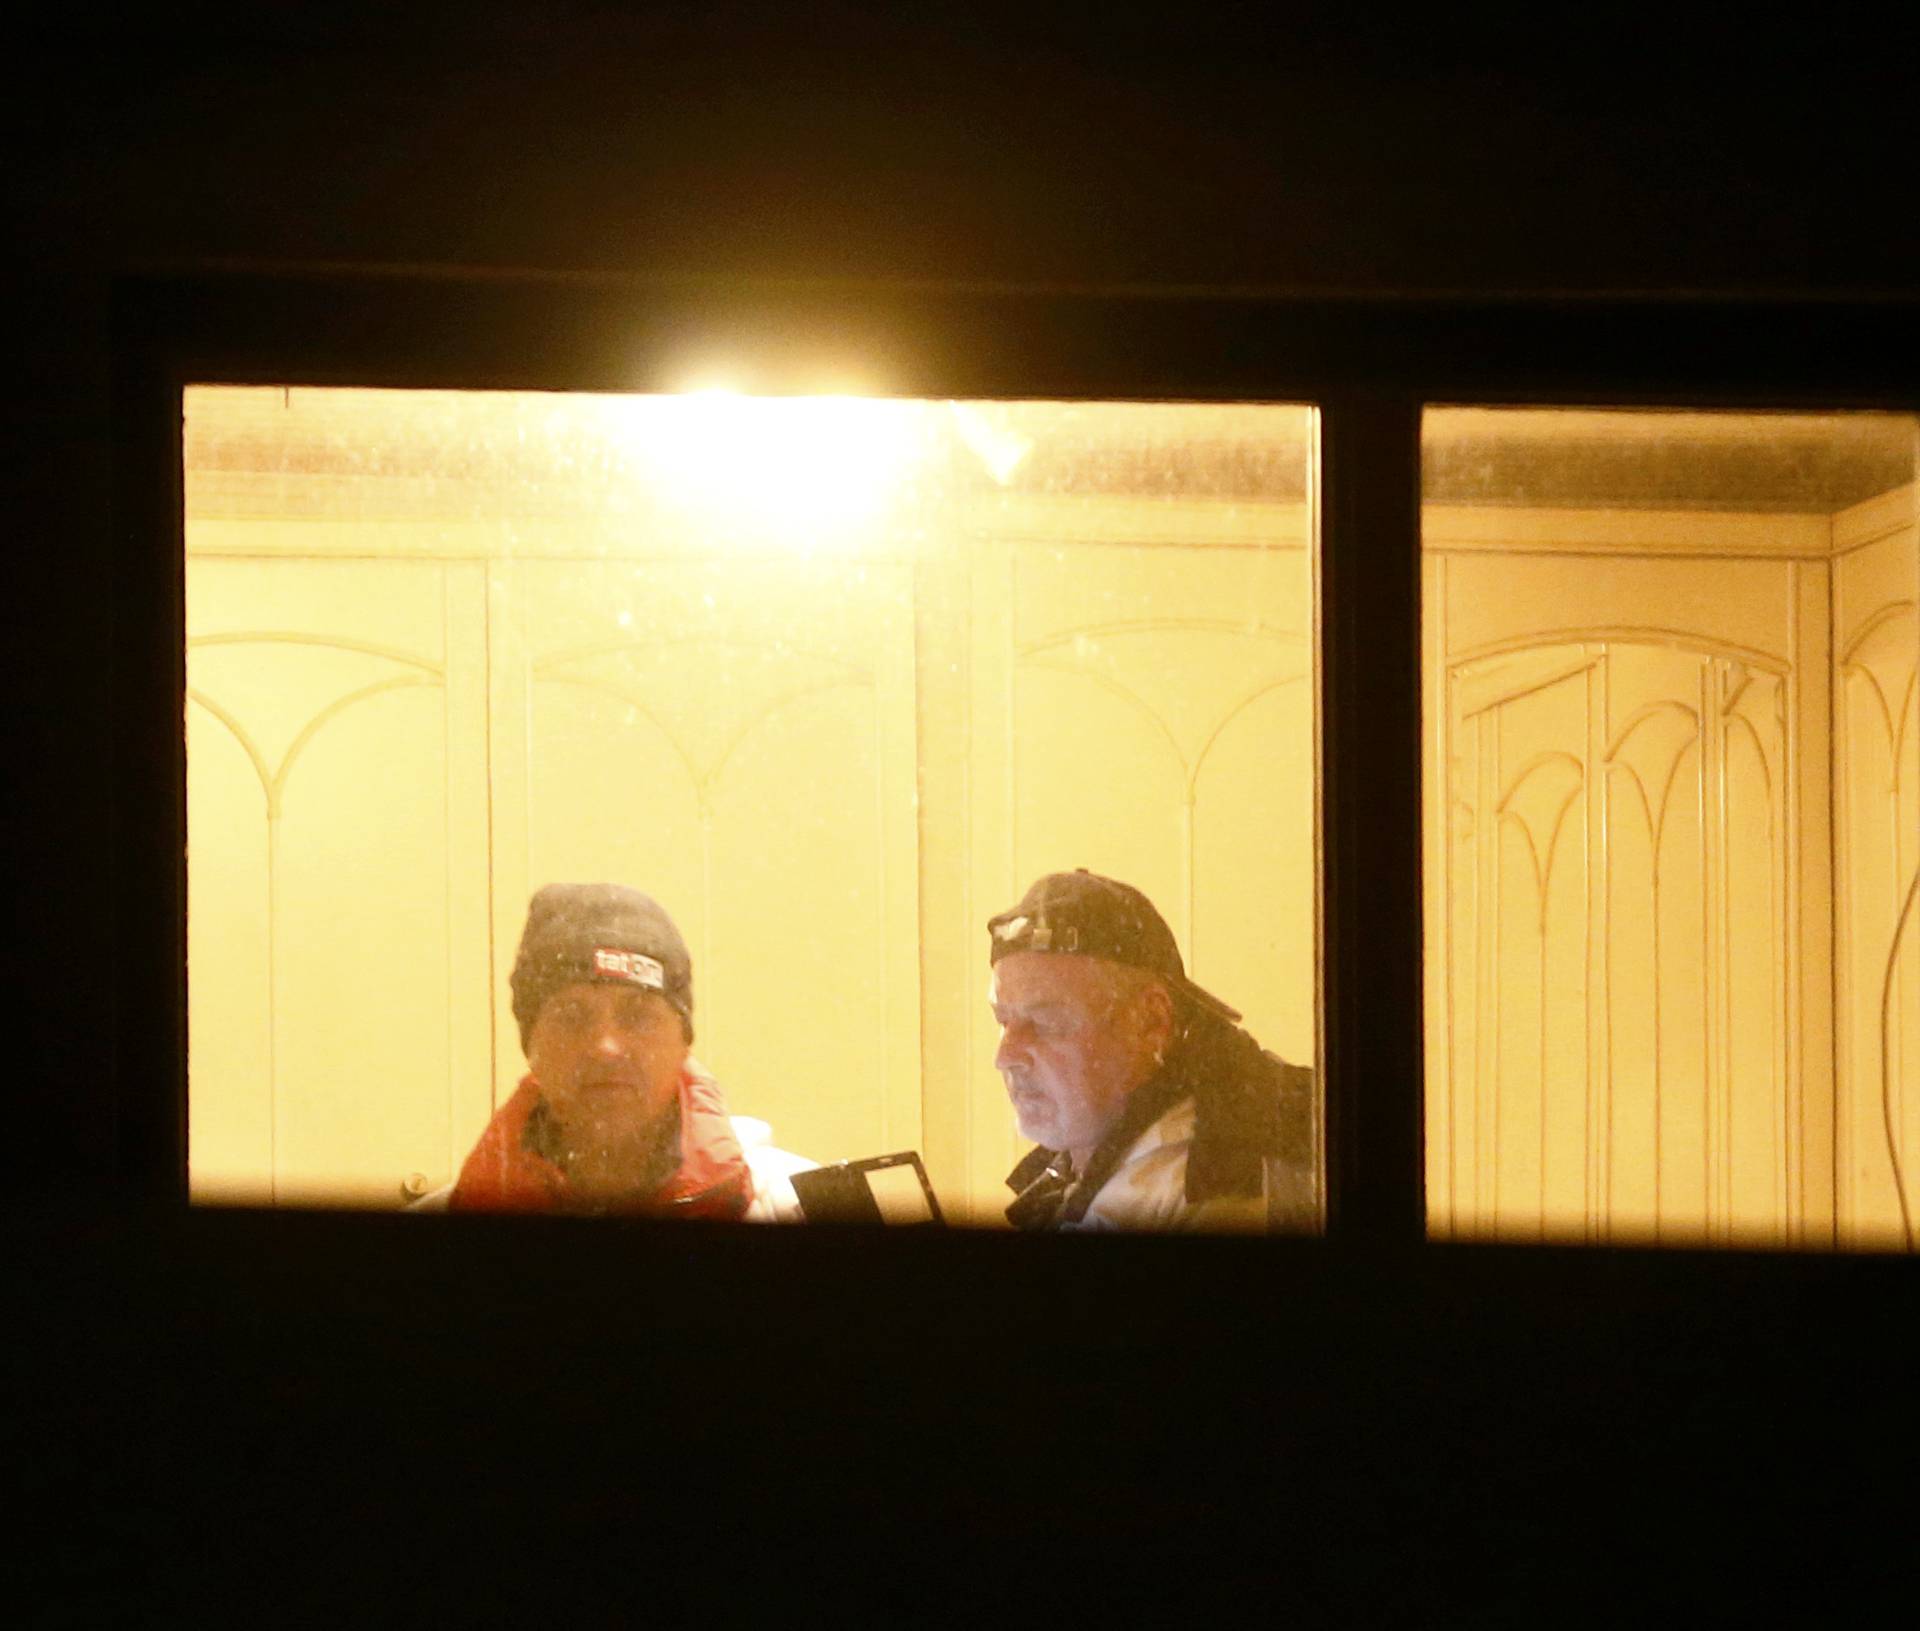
[{"left": 609, "top": 391, "right": 926, "bottom": 544}]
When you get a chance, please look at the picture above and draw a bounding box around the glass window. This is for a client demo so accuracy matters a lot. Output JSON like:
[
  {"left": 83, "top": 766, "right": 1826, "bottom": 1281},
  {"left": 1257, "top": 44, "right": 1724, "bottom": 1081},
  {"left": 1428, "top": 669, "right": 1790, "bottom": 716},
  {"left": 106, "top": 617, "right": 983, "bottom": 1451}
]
[
  {"left": 183, "top": 387, "right": 1322, "bottom": 1230},
  {"left": 1422, "top": 408, "right": 1920, "bottom": 1248}
]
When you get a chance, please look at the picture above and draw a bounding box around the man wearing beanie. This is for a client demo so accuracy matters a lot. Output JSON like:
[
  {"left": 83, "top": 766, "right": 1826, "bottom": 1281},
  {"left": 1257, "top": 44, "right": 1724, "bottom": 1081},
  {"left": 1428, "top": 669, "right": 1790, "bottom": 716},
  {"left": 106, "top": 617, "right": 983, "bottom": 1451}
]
[
  {"left": 987, "top": 869, "right": 1316, "bottom": 1232},
  {"left": 450, "top": 883, "right": 778, "bottom": 1218}
]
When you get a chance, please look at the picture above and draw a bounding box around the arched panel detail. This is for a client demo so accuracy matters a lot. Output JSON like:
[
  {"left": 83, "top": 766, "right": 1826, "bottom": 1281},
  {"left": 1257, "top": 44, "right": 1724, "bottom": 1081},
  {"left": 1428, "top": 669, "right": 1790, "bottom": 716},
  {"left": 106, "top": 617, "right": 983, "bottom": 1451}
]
[
  {"left": 1495, "top": 752, "right": 1585, "bottom": 911},
  {"left": 187, "top": 690, "right": 274, "bottom": 808},
  {"left": 1896, "top": 671, "right": 1918, "bottom": 797},
  {"left": 1188, "top": 672, "right": 1311, "bottom": 796},
  {"left": 535, "top": 634, "right": 869, "bottom": 685},
  {"left": 1439, "top": 620, "right": 1812, "bottom": 1249},
  {"left": 1607, "top": 701, "right": 1703, "bottom": 854},
  {"left": 533, "top": 675, "right": 704, "bottom": 802},
  {"left": 1019, "top": 657, "right": 1188, "bottom": 781},
  {"left": 1842, "top": 666, "right": 1901, "bottom": 758},
  {"left": 704, "top": 676, "right": 877, "bottom": 797},
  {"left": 190, "top": 630, "right": 444, "bottom": 676},
  {"left": 1455, "top": 627, "right": 1788, "bottom": 676},
  {"left": 1724, "top": 714, "right": 1779, "bottom": 828},
  {"left": 1837, "top": 599, "right": 1916, "bottom": 668},
  {"left": 274, "top": 675, "right": 442, "bottom": 814}
]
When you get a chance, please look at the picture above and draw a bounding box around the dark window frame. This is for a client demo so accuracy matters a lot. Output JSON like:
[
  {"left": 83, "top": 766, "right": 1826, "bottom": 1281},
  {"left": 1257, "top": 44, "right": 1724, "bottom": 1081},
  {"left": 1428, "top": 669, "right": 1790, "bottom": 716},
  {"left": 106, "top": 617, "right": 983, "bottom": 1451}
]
[{"left": 114, "top": 273, "right": 1920, "bottom": 1241}]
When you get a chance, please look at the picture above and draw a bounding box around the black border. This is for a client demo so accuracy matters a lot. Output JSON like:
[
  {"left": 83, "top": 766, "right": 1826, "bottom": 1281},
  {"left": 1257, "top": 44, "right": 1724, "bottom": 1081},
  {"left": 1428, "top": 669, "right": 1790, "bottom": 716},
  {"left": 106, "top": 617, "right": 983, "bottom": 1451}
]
[{"left": 115, "top": 272, "right": 1920, "bottom": 1239}]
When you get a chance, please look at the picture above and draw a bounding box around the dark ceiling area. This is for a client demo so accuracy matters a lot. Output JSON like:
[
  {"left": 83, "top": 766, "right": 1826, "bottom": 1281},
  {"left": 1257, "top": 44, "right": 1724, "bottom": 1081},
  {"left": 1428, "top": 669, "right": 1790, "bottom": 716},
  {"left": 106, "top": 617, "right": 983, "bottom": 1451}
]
[
  {"left": 1010, "top": 410, "right": 1918, "bottom": 510},
  {"left": 1421, "top": 412, "right": 1917, "bottom": 513}
]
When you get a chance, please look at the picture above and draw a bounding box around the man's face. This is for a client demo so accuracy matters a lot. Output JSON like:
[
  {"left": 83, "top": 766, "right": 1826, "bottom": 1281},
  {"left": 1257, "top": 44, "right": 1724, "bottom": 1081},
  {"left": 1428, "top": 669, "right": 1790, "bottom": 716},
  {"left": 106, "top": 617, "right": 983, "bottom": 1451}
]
[
  {"left": 526, "top": 981, "right": 689, "bottom": 1149},
  {"left": 989, "top": 951, "right": 1165, "bottom": 1157}
]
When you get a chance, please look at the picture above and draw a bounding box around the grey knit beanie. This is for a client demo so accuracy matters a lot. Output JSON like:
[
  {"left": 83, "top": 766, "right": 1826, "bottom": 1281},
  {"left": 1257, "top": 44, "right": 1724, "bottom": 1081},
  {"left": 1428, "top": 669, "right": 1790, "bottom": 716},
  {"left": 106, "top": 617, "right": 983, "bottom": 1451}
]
[{"left": 509, "top": 883, "right": 694, "bottom": 1051}]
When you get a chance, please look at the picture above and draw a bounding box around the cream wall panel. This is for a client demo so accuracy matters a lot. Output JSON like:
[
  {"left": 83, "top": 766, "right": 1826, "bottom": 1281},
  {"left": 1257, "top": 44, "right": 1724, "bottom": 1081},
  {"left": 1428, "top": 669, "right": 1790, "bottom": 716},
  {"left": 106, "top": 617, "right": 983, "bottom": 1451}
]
[
  {"left": 706, "top": 687, "right": 911, "bottom": 1160},
  {"left": 1835, "top": 525, "right": 1919, "bottom": 651},
  {"left": 270, "top": 685, "right": 461, "bottom": 1205},
  {"left": 1489, "top": 663, "right": 1588, "bottom": 1237},
  {"left": 1428, "top": 546, "right": 1811, "bottom": 1246},
  {"left": 1652, "top": 728, "right": 1711, "bottom": 1240},
  {"left": 1834, "top": 518, "right": 1919, "bottom": 1249},
  {"left": 189, "top": 510, "right": 926, "bottom": 563},
  {"left": 1531, "top": 679, "right": 1591, "bottom": 1238},
  {"left": 439, "top": 569, "right": 498, "bottom": 1189},
  {"left": 1790, "top": 563, "right": 1835, "bottom": 1241},
  {"left": 1011, "top": 541, "right": 1315, "bottom": 1049},
  {"left": 485, "top": 559, "right": 534, "bottom": 1111},
  {"left": 185, "top": 557, "right": 493, "bottom": 1207},
  {"left": 185, "top": 702, "right": 275, "bottom": 1202},
  {"left": 967, "top": 535, "right": 1316, "bottom": 1223},
  {"left": 1191, "top": 679, "right": 1317, "bottom": 1069},
  {"left": 1441, "top": 553, "right": 1800, "bottom": 667},
  {"left": 963, "top": 541, "right": 1026, "bottom": 1221},
  {"left": 189, "top": 516, "right": 509, "bottom": 558},
  {"left": 489, "top": 555, "right": 922, "bottom": 1171},
  {"left": 910, "top": 544, "right": 979, "bottom": 1221},
  {"left": 1013, "top": 660, "right": 1187, "bottom": 949},
  {"left": 1423, "top": 505, "right": 1829, "bottom": 558},
  {"left": 1832, "top": 482, "right": 1917, "bottom": 558},
  {"left": 1725, "top": 700, "right": 1787, "bottom": 1240},
  {"left": 1604, "top": 723, "right": 1661, "bottom": 1235},
  {"left": 1422, "top": 555, "right": 1454, "bottom": 1234}
]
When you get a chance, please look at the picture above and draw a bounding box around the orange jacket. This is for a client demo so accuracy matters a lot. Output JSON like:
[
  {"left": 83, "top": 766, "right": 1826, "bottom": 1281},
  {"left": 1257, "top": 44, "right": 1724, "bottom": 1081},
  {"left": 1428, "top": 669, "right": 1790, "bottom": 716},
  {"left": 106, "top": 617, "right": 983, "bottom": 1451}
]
[{"left": 449, "top": 1065, "right": 753, "bottom": 1219}]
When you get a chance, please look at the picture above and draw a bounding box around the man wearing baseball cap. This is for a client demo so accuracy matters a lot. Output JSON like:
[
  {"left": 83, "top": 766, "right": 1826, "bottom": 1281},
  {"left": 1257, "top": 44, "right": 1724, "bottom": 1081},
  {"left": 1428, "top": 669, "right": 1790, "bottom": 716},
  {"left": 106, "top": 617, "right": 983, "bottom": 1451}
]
[
  {"left": 450, "top": 883, "right": 796, "bottom": 1218},
  {"left": 987, "top": 869, "right": 1315, "bottom": 1232}
]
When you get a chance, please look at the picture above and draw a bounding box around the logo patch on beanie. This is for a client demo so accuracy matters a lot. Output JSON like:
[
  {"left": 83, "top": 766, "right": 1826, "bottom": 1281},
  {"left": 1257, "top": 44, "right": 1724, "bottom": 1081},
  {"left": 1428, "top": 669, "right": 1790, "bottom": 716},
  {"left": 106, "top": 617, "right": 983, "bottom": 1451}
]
[{"left": 591, "top": 948, "right": 665, "bottom": 989}]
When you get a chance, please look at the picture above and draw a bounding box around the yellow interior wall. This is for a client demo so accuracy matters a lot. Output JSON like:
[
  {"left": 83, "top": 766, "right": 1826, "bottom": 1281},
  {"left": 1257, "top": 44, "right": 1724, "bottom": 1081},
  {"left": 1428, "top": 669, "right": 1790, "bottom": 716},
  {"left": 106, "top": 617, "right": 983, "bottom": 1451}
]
[
  {"left": 186, "top": 555, "right": 493, "bottom": 1205},
  {"left": 1424, "top": 488, "right": 1919, "bottom": 1248},
  {"left": 183, "top": 391, "right": 1320, "bottom": 1222},
  {"left": 187, "top": 386, "right": 1914, "bottom": 1247},
  {"left": 1833, "top": 517, "right": 1920, "bottom": 1248},
  {"left": 961, "top": 524, "right": 1315, "bottom": 1212},
  {"left": 484, "top": 552, "right": 924, "bottom": 1182}
]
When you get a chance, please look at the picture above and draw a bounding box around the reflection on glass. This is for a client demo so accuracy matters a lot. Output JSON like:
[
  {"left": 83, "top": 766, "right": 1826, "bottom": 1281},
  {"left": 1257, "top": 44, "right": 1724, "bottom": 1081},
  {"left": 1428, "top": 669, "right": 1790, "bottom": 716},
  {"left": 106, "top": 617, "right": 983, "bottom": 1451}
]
[
  {"left": 1422, "top": 409, "right": 1920, "bottom": 1249},
  {"left": 183, "top": 388, "right": 1321, "bottom": 1228}
]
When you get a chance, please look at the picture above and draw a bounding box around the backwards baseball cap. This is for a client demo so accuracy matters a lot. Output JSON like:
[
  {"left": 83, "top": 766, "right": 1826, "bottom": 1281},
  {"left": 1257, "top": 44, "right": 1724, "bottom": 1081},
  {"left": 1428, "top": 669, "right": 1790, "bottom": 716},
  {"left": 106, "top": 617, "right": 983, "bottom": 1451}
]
[
  {"left": 510, "top": 882, "right": 694, "bottom": 1051},
  {"left": 986, "top": 868, "right": 1241, "bottom": 1024}
]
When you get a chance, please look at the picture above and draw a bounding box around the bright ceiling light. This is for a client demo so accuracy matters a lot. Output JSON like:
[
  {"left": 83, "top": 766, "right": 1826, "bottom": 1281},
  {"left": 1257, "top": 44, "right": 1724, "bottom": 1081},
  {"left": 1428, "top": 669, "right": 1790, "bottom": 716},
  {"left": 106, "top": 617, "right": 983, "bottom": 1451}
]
[{"left": 606, "top": 390, "right": 929, "bottom": 545}]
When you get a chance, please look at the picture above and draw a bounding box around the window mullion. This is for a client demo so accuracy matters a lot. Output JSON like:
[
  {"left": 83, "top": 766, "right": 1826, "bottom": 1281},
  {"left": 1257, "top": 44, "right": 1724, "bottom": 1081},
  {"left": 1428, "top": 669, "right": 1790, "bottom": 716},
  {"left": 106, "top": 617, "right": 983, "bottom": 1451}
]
[{"left": 1316, "top": 392, "right": 1425, "bottom": 1244}]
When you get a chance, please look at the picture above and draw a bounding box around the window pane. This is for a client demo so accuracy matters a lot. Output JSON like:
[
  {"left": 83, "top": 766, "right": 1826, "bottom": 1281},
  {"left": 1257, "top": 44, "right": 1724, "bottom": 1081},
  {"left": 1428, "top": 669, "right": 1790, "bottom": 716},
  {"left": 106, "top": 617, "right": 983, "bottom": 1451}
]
[
  {"left": 184, "top": 387, "right": 1321, "bottom": 1231},
  {"left": 1422, "top": 408, "right": 1920, "bottom": 1249}
]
